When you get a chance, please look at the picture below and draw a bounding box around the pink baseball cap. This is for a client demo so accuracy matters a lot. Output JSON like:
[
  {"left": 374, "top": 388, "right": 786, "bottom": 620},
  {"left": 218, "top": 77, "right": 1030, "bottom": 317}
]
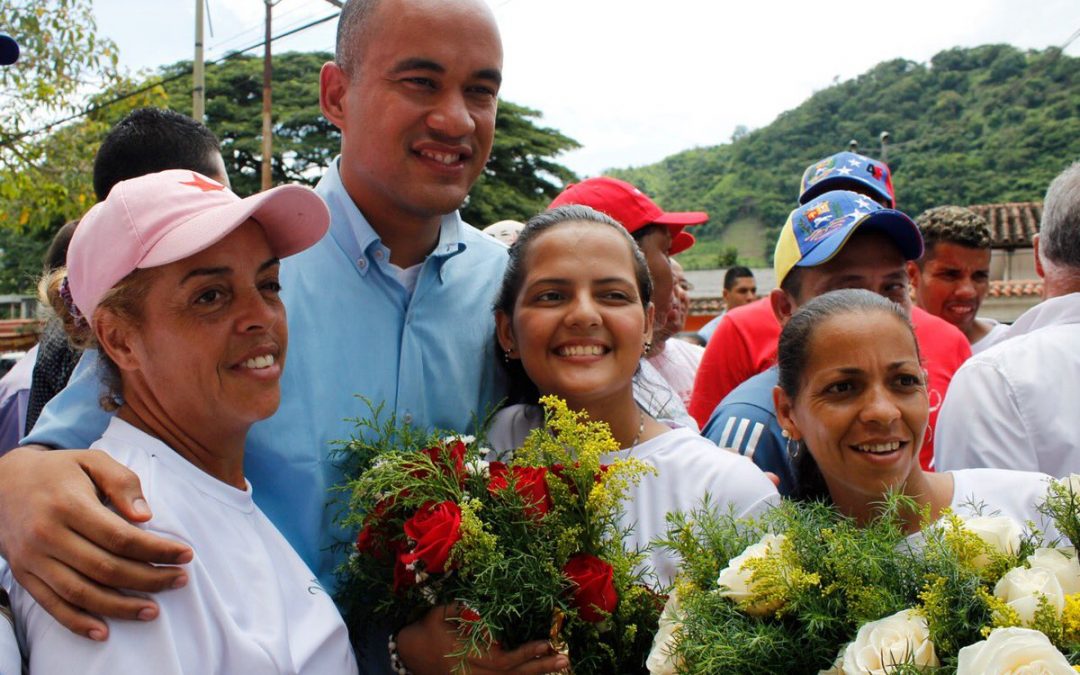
[{"left": 67, "top": 169, "right": 330, "bottom": 325}]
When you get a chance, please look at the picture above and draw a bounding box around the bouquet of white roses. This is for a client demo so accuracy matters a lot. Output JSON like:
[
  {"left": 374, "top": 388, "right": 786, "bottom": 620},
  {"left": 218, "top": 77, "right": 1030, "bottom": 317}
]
[
  {"left": 334, "top": 396, "right": 663, "bottom": 673},
  {"left": 648, "top": 475, "right": 1080, "bottom": 674}
]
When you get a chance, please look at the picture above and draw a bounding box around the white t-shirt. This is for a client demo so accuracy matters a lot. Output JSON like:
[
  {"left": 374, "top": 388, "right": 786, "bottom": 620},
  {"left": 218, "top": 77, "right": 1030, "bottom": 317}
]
[
  {"left": 488, "top": 405, "right": 780, "bottom": 586},
  {"left": 970, "top": 318, "right": 1010, "bottom": 355},
  {"left": 647, "top": 339, "right": 705, "bottom": 409},
  {"left": 0, "top": 606, "right": 18, "bottom": 675},
  {"left": 948, "top": 467, "right": 1060, "bottom": 541},
  {"left": 1, "top": 418, "right": 358, "bottom": 675},
  {"left": 633, "top": 358, "right": 699, "bottom": 432}
]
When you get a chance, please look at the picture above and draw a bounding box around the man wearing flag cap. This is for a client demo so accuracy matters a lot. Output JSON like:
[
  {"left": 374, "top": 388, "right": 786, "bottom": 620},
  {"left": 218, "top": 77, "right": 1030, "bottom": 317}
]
[
  {"left": 690, "top": 150, "right": 898, "bottom": 426},
  {"left": 700, "top": 190, "right": 969, "bottom": 495}
]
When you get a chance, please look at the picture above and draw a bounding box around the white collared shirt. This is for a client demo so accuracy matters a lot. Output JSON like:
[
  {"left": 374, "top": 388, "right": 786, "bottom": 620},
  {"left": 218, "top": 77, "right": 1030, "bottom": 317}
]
[{"left": 936, "top": 293, "right": 1080, "bottom": 476}]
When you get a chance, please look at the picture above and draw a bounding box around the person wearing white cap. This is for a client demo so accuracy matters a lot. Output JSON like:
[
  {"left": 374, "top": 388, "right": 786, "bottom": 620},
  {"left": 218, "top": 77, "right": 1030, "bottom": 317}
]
[{"left": 0, "top": 170, "right": 357, "bottom": 673}]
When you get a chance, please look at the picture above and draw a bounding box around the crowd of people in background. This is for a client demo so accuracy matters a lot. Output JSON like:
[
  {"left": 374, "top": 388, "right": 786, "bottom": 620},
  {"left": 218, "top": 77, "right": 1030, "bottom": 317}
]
[{"left": 0, "top": 0, "right": 1077, "bottom": 672}]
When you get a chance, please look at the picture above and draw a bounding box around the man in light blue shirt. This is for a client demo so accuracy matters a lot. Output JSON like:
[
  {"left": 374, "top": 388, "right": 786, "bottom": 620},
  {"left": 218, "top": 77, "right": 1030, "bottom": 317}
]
[
  {"left": 0, "top": 6, "right": 577, "bottom": 673},
  {"left": 21, "top": 158, "right": 507, "bottom": 590}
]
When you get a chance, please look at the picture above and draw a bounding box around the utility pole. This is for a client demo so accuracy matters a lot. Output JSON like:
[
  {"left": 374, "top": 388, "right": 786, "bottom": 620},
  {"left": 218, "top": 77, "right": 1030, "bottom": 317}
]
[
  {"left": 193, "top": 0, "right": 205, "bottom": 121},
  {"left": 261, "top": 0, "right": 276, "bottom": 191}
]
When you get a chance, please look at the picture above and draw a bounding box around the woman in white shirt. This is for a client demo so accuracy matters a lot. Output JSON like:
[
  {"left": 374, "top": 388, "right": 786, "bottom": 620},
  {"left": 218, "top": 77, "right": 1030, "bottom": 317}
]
[
  {"left": 1, "top": 170, "right": 358, "bottom": 674},
  {"left": 489, "top": 205, "right": 779, "bottom": 586},
  {"left": 772, "top": 288, "right": 1057, "bottom": 538}
]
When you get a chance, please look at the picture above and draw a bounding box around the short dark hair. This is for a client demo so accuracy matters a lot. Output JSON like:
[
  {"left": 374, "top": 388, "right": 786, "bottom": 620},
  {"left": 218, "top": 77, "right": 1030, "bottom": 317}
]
[
  {"left": 723, "top": 265, "right": 754, "bottom": 290},
  {"left": 494, "top": 205, "right": 653, "bottom": 404},
  {"left": 43, "top": 220, "right": 78, "bottom": 272},
  {"left": 776, "top": 289, "right": 918, "bottom": 502},
  {"left": 93, "top": 108, "right": 222, "bottom": 201},
  {"left": 915, "top": 206, "right": 991, "bottom": 268},
  {"left": 780, "top": 266, "right": 803, "bottom": 300},
  {"left": 335, "top": 0, "right": 382, "bottom": 76}
]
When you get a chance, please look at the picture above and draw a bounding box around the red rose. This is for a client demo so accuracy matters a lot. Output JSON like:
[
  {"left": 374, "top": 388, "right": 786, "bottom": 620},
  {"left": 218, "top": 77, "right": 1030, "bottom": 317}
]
[
  {"left": 355, "top": 498, "right": 397, "bottom": 559},
  {"left": 391, "top": 540, "right": 413, "bottom": 592},
  {"left": 488, "top": 464, "right": 552, "bottom": 518},
  {"left": 355, "top": 525, "right": 376, "bottom": 553},
  {"left": 563, "top": 553, "right": 617, "bottom": 623},
  {"left": 399, "top": 500, "right": 463, "bottom": 574},
  {"left": 415, "top": 440, "right": 468, "bottom": 482}
]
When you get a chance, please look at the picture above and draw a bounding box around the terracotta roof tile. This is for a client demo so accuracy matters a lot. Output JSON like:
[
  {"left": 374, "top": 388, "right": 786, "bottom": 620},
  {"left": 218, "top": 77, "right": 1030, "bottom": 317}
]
[
  {"left": 690, "top": 297, "right": 726, "bottom": 314},
  {"left": 986, "top": 279, "right": 1043, "bottom": 298},
  {"left": 967, "top": 202, "right": 1042, "bottom": 249}
]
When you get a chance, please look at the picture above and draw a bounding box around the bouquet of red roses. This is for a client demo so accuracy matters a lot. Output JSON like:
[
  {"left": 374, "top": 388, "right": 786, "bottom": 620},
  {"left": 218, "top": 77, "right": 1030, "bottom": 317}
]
[{"left": 335, "top": 396, "right": 663, "bottom": 673}]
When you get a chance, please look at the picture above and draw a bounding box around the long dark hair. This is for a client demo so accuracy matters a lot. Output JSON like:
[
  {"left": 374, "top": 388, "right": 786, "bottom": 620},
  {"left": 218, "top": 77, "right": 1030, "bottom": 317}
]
[
  {"left": 776, "top": 289, "right": 919, "bottom": 501},
  {"left": 493, "top": 205, "right": 653, "bottom": 404}
]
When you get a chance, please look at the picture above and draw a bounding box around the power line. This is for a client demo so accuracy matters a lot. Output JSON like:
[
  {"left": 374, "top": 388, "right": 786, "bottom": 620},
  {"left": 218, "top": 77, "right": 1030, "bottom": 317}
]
[
  {"left": 2, "top": 11, "right": 339, "bottom": 147},
  {"left": 1061, "top": 25, "right": 1080, "bottom": 51},
  {"left": 206, "top": 0, "right": 317, "bottom": 55}
]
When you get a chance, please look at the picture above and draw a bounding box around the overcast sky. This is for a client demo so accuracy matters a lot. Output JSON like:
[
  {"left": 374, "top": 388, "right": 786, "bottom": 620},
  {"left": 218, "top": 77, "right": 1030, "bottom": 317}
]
[{"left": 93, "top": 0, "right": 1080, "bottom": 177}]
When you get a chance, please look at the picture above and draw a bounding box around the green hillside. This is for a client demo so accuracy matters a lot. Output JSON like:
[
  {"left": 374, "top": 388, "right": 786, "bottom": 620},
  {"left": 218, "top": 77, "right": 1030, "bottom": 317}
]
[{"left": 610, "top": 45, "right": 1080, "bottom": 268}]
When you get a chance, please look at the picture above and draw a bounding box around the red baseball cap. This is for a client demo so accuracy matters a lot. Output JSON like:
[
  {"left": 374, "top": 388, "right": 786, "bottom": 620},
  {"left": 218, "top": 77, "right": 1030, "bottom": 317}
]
[{"left": 549, "top": 177, "right": 707, "bottom": 254}]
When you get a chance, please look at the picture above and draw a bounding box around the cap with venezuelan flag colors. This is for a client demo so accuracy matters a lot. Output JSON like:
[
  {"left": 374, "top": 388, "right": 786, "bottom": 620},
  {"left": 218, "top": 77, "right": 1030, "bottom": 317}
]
[
  {"left": 774, "top": 190, "right": 922, "bottom": 287},
  {"left": 799, "top": 151, "right": 895, "bottom": 208}
]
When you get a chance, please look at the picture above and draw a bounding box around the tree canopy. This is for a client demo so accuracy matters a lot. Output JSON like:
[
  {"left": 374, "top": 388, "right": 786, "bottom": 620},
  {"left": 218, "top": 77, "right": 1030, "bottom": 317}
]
[{"left": 611, "top": 44, "right": 1080, "bottom": 264}]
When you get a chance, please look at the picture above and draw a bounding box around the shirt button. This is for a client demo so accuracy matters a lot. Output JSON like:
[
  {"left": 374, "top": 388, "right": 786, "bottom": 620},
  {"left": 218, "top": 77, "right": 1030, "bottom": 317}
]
[
  {"left": 375, "top": 250, "right": 384, "bottom": 260},
  {"left": 357, "top": 258, "right": 366, "bottom": 268}
]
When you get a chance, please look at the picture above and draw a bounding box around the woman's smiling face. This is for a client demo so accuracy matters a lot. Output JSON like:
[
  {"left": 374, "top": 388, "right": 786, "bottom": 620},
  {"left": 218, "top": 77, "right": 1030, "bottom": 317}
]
[
  {"left": 496, "top": 220, "right": 652, "bottom": 410},
  {"left": 777, "top": 310, "right": 929, "bottom": 504}
]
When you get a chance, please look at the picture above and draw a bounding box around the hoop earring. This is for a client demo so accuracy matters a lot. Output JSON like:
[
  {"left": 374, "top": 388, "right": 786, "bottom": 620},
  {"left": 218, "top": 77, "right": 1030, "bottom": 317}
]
[{"left": 785, "top": 435, "right": 801, "bottom": 460}]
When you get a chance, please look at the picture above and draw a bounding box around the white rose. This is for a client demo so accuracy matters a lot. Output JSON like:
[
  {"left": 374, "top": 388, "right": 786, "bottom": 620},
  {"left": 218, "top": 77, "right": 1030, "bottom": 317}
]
[
  {"left": 716, "top": 533, "right": 785, "bottom": 617},
  {"left": 1027, "top": 547, "right": 1080, "bottom": 595},
  {"left": 961, "top": 515, "right": 1022, "bottom": 569},
  {"left": 839, "top": 609, "right": 939, "bottom": 675},
  {"left": 646, "top": 592, "right": 683, "bottom": 675},
  {"left": 993, "top": 566, "right": 1066, "bottom": 625},
  {"left": 957, "top": 626, "right": 1074, "bottom": 674}
]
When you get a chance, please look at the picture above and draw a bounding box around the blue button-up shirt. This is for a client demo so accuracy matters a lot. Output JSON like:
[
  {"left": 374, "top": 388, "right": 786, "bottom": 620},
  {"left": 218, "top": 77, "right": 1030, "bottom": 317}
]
[{"left": 25, "top": 157, "right": 509, "bottom": 591}]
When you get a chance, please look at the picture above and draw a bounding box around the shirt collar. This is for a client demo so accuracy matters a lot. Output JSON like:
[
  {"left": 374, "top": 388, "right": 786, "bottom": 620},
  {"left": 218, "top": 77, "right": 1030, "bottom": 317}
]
[
  {"left": 1007, "top": 291, "right": 1080, "bottom": 336},
  {"left": 316, "top": 156, "right": 468, "bottom": 280}
]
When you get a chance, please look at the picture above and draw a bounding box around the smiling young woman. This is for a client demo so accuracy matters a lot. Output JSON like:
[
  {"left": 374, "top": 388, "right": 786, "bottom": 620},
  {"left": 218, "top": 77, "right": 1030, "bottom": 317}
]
[
  {"left": 773, "top": 289, "right": 1059, "bottom": 538},
  {"left": 490, "top": 205, "right": 779, "bottom": 586}
]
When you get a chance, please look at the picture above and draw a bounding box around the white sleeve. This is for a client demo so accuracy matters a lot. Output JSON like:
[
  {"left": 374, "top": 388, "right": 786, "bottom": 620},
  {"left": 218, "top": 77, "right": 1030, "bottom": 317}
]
[
  {"left": 722, "top": 454, "right": 782, "bottom": 520},
  {"left": 19, "top": 589, "right": 188, "bottom": 675},
  {"left": 0, "top": 605, "right": 19, "bottom": 675},
  {"left": 934, "top": 360, "right": 1037, "bottom": 472}
]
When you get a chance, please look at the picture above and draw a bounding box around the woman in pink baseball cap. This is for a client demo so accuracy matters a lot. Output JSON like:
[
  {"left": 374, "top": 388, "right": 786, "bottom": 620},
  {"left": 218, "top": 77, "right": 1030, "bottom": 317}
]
[{"left": 2, "top": 170, "right": 359, "bottom": 673}]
